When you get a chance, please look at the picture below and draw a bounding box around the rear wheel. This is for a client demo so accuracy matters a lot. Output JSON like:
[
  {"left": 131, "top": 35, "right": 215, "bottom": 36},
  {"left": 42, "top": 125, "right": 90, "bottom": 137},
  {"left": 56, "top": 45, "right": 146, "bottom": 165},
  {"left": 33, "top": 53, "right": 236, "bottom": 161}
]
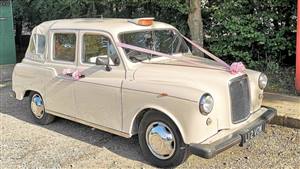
[
  {"left": 138, "top": 111, "right": 189, "bottom": 168},
  {"left": 29, "top": 92, "right": 55, "bottom": 125}
]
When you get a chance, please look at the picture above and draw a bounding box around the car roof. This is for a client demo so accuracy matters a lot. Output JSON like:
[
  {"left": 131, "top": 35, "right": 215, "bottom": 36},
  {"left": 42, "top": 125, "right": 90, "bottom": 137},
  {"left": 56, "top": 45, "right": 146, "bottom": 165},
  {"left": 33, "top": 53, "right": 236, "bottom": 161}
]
[{"left": 35, "top": 18, "right": 176, "bottom": 35}]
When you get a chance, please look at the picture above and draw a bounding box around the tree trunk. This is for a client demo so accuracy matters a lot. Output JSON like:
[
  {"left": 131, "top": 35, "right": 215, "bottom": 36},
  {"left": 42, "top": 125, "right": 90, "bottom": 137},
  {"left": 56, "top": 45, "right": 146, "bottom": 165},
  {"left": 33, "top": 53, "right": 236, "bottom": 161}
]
[
  {"left": 15, "top": 19, "right": 23, "bottom": 49},
  {"left": 187, "top": 0, "right": 204, "bottom": 57}
]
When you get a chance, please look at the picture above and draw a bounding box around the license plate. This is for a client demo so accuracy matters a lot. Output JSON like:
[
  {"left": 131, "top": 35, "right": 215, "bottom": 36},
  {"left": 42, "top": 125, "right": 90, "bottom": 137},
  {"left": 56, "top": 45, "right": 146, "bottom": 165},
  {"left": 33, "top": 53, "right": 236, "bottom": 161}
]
[{"left": 240, "top": 123, "right": 265, "bottom": 145}]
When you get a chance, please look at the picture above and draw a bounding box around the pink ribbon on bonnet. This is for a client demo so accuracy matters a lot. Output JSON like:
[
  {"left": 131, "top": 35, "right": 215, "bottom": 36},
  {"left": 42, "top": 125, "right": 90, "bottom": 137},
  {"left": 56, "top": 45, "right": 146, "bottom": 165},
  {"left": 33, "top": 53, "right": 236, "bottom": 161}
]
[
  {"left": 117, "top": 33, "right": 246, "bottom": 75},
  {"left": 181, "top": 35, "right": 246, "bottom": 74}
]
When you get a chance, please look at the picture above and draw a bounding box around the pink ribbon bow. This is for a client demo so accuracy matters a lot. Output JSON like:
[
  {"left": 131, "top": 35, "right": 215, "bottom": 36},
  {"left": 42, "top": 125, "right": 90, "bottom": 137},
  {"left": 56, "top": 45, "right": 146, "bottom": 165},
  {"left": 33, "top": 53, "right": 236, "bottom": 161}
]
[
  {"left": 229, "top": 62, "right": 246, "bottom": 75},
  {"left": 72, "top": 70, "right": 81, "bottom": 80},
  {"left": 62, "top": 69, "right": 82, "bottom": 80}
]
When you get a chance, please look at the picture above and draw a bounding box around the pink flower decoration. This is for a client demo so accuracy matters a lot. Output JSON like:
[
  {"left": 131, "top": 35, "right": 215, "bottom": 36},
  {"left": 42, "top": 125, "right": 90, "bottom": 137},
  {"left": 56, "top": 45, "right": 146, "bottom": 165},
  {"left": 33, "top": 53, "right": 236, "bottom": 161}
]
[
  {"left": 72, "top": 70, "right": 81, "bottom": 80},
  {"left": 62, "top": 69, "right": 82, "bottom": 80},
  {"left": 230, "top": 62, "right": 246, "bottom": 75}
]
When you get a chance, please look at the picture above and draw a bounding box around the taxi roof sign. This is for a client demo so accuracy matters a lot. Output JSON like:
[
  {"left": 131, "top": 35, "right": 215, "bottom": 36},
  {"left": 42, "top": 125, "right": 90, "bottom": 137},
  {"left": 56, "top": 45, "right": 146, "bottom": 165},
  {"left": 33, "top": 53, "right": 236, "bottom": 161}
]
[{"left": 128, "top": 17, "right": 154, "bottom": 26}]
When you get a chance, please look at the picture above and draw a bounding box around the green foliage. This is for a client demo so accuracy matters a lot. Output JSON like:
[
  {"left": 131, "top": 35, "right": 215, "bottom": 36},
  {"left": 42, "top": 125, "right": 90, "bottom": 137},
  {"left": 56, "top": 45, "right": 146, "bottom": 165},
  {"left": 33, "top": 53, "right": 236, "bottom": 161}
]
[
  {"left": 13, "top": 0, "right": 106, "bottom": 29},
  {"left": 203, "top": 0, "right": 296, "bottom": 69},
  {"left": 12, "top": 0, "right": 189, "bottom": 33},
  {"left": 265, "top": 63, "right": 296, "bottom": 95}
]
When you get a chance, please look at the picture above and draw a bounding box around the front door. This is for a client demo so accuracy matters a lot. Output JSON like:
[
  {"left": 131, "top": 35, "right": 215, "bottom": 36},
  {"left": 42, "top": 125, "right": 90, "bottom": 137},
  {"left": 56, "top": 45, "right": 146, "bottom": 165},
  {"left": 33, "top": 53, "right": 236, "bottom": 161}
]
[{"left": 73, "top": 31, "right": 125, "bottom": 131}]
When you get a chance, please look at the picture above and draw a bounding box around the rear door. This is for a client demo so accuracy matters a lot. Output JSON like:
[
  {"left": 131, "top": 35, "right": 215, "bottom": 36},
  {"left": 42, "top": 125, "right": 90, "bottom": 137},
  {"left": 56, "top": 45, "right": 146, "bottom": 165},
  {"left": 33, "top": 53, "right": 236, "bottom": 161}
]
[{"left": 44, "top": 30, "right": 79, "bottom": 118}]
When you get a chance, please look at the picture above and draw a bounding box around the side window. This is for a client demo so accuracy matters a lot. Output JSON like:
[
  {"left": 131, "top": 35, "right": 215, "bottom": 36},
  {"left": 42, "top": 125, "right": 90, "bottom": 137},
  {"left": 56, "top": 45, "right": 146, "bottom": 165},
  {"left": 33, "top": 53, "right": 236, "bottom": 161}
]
[
  {"left": 53, "top": 33, "right": 76, "bottom": 62},
  {"left": 82, "top": 34, "right": 119, "bottom": 65},
  {"left": 29, "top": 36, "right": 36, "bottom": 53},
  {"left": 29, "top": 34, "right": 46, "bottom": 55},
  {"left": 37, "top": 35, "right": 46, "bottom": 54},
  {"left": 26, "top": 34, "right": 46, "bottom": 61}
]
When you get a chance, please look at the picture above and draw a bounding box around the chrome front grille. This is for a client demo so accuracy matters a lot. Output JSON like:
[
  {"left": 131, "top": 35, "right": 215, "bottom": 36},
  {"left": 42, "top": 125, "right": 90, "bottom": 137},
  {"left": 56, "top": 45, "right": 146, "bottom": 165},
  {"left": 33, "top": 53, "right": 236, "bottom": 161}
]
[{"left": 229, "top": 75, "right": 251, "bottom": 124}]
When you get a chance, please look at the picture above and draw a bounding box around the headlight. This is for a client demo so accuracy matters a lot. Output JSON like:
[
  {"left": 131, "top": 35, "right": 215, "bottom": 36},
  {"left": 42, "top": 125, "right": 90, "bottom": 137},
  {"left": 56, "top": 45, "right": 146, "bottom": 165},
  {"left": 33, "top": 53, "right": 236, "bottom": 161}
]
[
  {"left": 258, "top": 73, "right": 268, "bottom": 89},
  {"left": 199, "top": 93, "right": 214, "bottom": 115}
]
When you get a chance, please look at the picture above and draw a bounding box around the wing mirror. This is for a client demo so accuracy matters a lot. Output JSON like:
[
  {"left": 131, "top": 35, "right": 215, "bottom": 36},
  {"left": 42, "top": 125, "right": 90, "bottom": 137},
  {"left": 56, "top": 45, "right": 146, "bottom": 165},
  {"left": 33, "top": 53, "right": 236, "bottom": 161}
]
[{"left": 96, "top": 56, "right": 111, "bottom": 71}]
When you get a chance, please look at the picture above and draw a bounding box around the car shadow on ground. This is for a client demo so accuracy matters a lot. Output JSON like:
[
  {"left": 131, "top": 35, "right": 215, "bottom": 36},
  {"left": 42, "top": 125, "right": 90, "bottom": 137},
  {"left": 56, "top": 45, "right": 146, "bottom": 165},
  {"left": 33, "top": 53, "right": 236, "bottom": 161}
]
[{"left": 0, "top": 83, "right": 148, "bottom": 165}]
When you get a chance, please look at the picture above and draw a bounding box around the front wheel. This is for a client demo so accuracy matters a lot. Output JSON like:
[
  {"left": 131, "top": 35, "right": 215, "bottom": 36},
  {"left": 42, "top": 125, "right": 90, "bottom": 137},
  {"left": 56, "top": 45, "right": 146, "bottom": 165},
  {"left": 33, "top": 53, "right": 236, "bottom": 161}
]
[
  {"left": 138, "top": 111, "right": 189, "bottom": 168},
  {"left": 29, "top": 92, "right": 55, "bottom": 125}
]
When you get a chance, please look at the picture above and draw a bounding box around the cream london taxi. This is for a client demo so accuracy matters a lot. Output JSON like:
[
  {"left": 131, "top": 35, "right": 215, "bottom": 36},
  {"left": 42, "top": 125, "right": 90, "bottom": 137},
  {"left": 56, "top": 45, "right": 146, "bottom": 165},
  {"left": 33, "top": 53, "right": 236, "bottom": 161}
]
[{"left": 11, "top": 18, "right": 276, "bottom": 167}]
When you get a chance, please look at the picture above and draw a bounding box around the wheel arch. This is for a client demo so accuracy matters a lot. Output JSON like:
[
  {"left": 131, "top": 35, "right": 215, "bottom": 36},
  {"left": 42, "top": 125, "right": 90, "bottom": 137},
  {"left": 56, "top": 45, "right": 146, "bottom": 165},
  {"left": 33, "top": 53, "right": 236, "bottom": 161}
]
[
  {"left": 20, "top": 88, "right": 44, "bottom": 100},
  {"left": 13, "top": 89, "right": 34, "bottom": 100},
  {"left": 24, "top": 90, "right": 32, "bottom": 97},
  {"left": 129, "top": 106, "right": 187, "bottom": 143}
]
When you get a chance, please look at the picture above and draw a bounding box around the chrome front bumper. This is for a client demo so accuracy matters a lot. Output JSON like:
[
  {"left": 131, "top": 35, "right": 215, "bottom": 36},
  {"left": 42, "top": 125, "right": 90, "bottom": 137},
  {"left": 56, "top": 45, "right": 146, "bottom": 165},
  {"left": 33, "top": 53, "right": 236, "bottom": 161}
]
[{"left": 189, "top": 106, "right": 276, "bottom": 159}]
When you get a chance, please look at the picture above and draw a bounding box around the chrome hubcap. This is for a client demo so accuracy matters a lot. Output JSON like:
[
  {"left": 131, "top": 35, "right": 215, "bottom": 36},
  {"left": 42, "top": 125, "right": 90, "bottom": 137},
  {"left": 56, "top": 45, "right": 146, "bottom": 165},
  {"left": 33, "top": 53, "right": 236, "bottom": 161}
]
[
  {"left": 31, "top": 94, "right": 44, "bottom": 119},
  {"left": 145, "top": 122, "right": 176, "bottom": 159}
]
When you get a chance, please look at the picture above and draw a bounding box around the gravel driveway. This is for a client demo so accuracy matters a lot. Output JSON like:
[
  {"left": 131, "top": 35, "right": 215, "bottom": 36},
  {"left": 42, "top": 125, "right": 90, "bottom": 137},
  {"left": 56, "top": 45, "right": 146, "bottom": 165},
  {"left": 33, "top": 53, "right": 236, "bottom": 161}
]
[{"left": 1, "top": 82, "right": 300, "bottom": 169}]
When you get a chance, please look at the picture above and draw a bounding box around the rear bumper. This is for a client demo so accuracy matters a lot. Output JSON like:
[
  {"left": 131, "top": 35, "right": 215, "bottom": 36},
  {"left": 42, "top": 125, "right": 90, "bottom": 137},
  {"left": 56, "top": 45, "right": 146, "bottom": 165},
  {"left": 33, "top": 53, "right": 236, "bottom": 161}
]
[
  {"left": 9, "top": 90, "right": 16, "bottom": 98},
  {"left": 189, "top": 106, "right": 276, "bottom": 159}
]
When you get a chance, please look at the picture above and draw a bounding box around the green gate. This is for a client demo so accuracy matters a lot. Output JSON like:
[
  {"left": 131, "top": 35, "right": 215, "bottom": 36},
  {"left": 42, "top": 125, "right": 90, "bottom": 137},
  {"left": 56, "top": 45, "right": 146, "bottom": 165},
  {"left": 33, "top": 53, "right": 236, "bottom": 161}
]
[{"left": 0, "top": 0, "right": 16, "bottom": 65}]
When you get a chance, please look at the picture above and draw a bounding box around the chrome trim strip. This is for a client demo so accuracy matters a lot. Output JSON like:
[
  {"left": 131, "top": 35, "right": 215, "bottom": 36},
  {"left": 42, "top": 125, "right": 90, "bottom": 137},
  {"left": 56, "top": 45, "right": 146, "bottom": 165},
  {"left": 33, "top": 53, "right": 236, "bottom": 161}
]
[{"left": 122, "top": 87, "right": 197, "bottom": 103}]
